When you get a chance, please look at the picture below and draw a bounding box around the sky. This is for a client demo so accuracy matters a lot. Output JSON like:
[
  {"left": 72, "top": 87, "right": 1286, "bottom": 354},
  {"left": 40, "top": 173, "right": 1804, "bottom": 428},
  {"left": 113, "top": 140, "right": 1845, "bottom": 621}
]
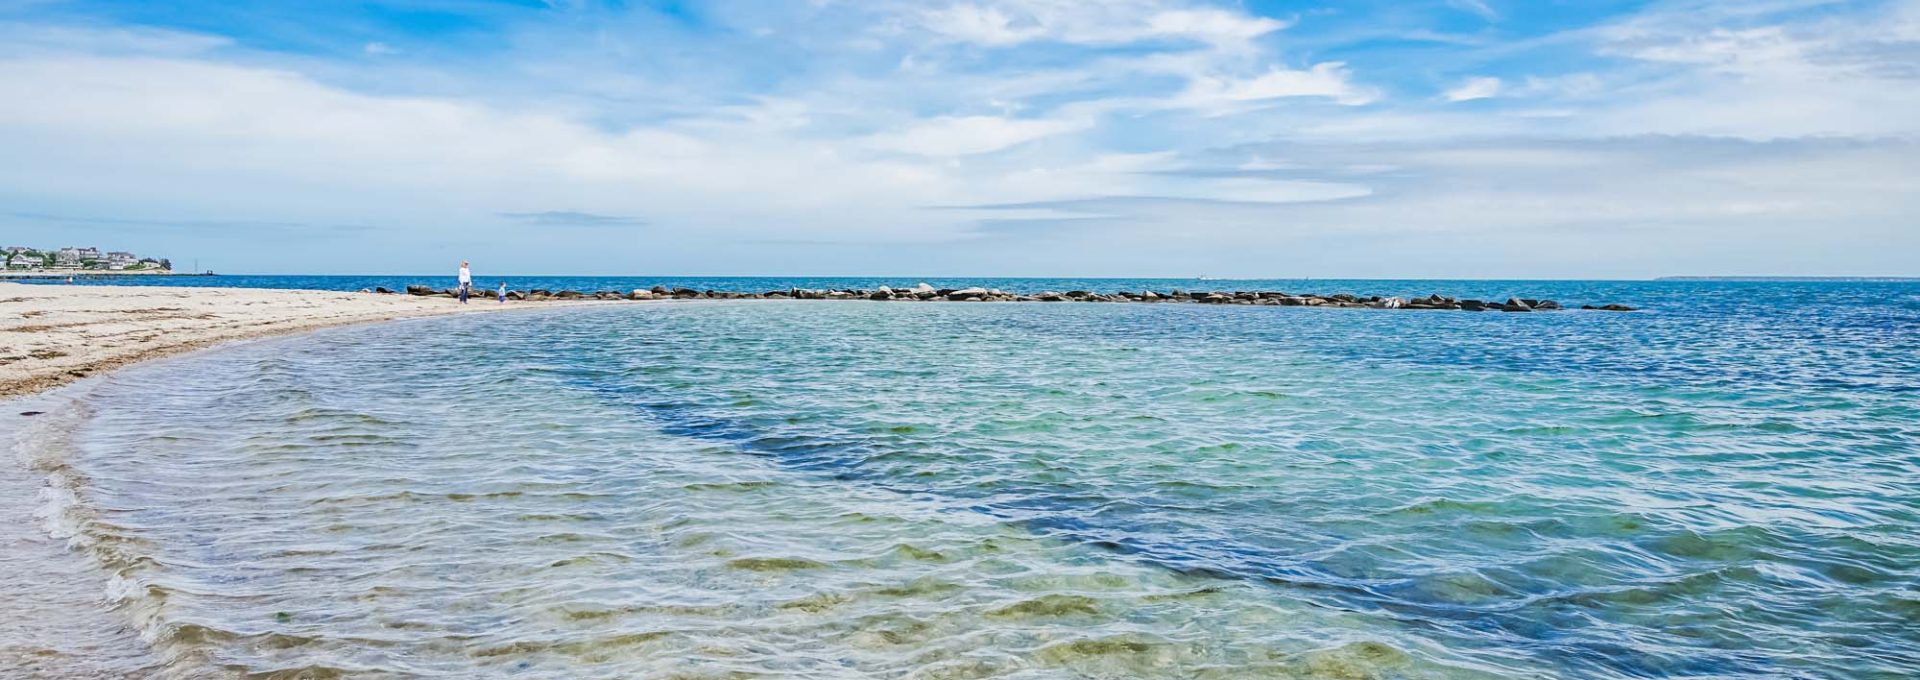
[{"left": 1, "top": 0, "right": 1916, "bottom": 277}]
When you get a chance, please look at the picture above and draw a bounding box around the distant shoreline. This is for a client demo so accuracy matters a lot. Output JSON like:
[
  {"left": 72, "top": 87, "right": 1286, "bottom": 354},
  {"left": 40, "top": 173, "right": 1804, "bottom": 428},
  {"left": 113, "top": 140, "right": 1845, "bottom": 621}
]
[{"left": 0, "top": 271, "right": 212, "bottom": 279}]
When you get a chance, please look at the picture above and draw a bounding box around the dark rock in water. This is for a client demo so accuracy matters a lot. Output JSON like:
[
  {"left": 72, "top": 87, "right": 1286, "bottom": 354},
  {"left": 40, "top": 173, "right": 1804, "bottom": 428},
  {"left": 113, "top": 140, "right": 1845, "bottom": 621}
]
[
  {"left": 530, "top": 289, "right": 551, "bottom": 296},
  {"left": 1583, "top": 303, "right": 1638, "bottom": 312},
  {"left": 672, "top": 287, "right": 699, "bottom": 298},
  {"left": 405, "top": 284, "right": 435, "bottom": 296},
  {"left": 1501, "top": 298, "right": 1532, "bottom": 312},
  {"left": 651, "top": 285, "right": 669, "bottom": 295},
  {"left": 1535, "top": 300, "right": 1562, "bottom": 310},
  {"left": 1065, "top": 290, "right": 1091, "bottom": 298},
  {"left": 1331, "top": 293, "right": 1358, "bottom": 303},
  {"left": 374, "top": 286, "right": 395, "bottom": 294},
  {"left": 869, "top": 291, "right": 891, "bottom": 300},
  {"left": 1200, "top": 293, "right": 1230, "bottom": 303},
  {"left": 1459, "top": 300, "right": 1486, "bottom": 311},
  {"left": 555, "top": 290, "right": 583, "bottom": 299}
]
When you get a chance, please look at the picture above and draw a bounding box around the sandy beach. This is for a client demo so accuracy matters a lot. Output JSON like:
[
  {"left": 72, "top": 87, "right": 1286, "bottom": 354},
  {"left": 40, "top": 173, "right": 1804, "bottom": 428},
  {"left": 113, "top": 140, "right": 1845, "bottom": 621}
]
[{"left": 0, "top": 282, "right": 580, "bottom": 400}]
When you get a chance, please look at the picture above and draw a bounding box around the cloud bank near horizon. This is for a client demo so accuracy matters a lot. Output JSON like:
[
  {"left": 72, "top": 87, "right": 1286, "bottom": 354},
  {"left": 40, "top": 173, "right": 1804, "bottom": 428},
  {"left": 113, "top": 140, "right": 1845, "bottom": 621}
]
[{"left": 1, "top": 0, "right": 1916, "bottom": 277}]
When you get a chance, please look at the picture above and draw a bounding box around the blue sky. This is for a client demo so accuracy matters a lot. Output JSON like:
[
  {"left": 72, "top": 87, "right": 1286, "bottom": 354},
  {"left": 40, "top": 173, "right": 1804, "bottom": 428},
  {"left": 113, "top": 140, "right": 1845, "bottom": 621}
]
[{"left": 1, "top": 0, "right": 1915, "bottom": 276}]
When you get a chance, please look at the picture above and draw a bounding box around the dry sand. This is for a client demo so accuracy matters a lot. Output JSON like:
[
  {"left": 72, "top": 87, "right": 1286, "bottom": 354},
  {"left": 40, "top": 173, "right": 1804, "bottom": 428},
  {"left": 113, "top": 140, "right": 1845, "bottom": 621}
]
[{"left": 0, "top": 282, "right": 596, "bottom": 400}]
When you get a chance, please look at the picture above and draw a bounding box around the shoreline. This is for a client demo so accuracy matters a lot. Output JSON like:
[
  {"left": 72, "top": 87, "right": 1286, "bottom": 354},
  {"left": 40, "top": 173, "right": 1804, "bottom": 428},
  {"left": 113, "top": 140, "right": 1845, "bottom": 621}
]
[
  {"left": 0, "top": 282, "right": 614, "bottom": 401},
  {"left": 4, "top": 282, "right": 1638, "bottom": 401}
]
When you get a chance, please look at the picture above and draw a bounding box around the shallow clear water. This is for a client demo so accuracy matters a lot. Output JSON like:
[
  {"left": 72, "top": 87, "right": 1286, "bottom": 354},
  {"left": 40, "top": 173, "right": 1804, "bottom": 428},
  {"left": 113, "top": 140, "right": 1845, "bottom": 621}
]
[{"left": 32, "top": 284, "right": 1920, "bottom": 678}]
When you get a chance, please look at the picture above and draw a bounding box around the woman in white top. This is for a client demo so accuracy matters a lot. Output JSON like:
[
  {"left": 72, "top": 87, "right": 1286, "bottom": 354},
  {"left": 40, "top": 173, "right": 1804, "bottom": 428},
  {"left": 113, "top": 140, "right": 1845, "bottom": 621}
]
[{"left": 457, "top": 261, "right": 472, "bottom": 303}]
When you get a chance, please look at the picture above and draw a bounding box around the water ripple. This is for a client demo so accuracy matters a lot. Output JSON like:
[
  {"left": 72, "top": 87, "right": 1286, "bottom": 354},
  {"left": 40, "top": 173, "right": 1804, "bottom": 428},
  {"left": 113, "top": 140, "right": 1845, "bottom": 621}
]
[{"left": 40, "top": 287, "right": 1920, "bottom": 678}]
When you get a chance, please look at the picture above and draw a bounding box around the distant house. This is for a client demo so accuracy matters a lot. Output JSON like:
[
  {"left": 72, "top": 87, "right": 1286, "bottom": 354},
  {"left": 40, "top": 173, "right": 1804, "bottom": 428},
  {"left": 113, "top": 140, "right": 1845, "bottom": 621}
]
[
  {"left": 5, "top": 253, "right": 40, "bottom": 269},
  {"left": 105, "top": 251, "right": 139, "bottom": 269},
  {"left": 52, "top": 248, "right": 84, "bottom": 268}
]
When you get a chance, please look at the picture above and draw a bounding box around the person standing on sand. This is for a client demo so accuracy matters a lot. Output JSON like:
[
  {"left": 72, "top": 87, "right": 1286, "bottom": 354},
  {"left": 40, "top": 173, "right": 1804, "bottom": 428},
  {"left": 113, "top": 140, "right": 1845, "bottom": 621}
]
[
  {"left": 457, "top": 261, "right": 472, "bottom": 304},
  {"left": 497, "top": 281, "right": 507, "bottom": 304}
]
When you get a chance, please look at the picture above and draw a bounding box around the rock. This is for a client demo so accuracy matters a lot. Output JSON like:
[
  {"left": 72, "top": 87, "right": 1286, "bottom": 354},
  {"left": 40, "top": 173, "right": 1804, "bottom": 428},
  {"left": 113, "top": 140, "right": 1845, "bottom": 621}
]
[
  {"left": 629, "top": 289, "right": 655, "bottom": 300},
  {"left": 869, "top": 290, "right": 892, "bottom": 300},
  {"left": 1376, "top": 297, "right": 1405, "bottom": 309},
  {"left": 913, "top": 282, "right": 936, "bottom": 294},
  {"left": 507, "top": 291, "right": 525, "bottom": 300},
  {"left": 1200, "top": 293, "right": 1231, "bottom": 303},
  {"left": 357, "top": 288, "right": 372, "bottom": 294},
  {"left": 1501, "top": 297, "right": 1532, "bottom": 312},
  {"left": 672, "top": 287, "right": 699, "bottom": 298},
  {"left": 947, "top": 287, "right": 989, "bottom": 300},
  {"left": 651, "top": 285, "right": 670, "bottom": 295},
  {"left": 405, "top": 284, "right": 436, "bottom": 296},
  {"left": 375, "top": 286, "right": 395, "bottom": 294},
  {"left": 1459, "top": 299, "right": 1486, "bottom": 311},
  {"left": 555, "top": 290, "right": 583, "bottom": 299},
  {"left": 1141, "top": 291, "right": 1160, "bottom": 300},
  {"left": 1583, "top": 303, "right": 1638, "bottom": 312},
  {"left": 1535, "top": 300, "right": 1562, "bottom": 310},
  {"left": 1037, "top": 292, "right": 1066, "bottom": 302}
]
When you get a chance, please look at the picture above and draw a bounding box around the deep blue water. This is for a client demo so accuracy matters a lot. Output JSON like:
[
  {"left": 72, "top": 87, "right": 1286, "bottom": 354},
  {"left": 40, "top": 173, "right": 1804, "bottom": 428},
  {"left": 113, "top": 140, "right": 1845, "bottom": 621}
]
[{"left": 25, "top": 279, "right": 1920, "bottom": 678}]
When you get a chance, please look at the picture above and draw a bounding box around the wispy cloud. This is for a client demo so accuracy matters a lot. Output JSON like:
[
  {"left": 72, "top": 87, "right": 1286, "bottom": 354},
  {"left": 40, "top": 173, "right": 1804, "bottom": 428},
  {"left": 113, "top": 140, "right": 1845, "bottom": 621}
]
[
  {"left": 1444, "top": 76, "right": 1501, "bottom": 101},
  {"left": 0, "top": 1, "right": 1913, "bottom": 276},
  {"left": 498, "top": 211, "right": 647, "bottom": 227}
]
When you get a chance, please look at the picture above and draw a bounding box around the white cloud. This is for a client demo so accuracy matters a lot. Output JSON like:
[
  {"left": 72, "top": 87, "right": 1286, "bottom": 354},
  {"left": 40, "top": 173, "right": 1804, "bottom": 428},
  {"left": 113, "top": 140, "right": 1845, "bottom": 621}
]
[
  {"left": 863, "top": 115, "right": 1088, "bottom": 156},
  {"left": 919, "top": 2, "right": 1286, "bottom": 47},
  {"left": 1174, "top": 62, "right": 1377, "bottom": 112},
  {"left": 1444, "top": 76, "right": 1501, "bottom": 101},
  {"left": 363, "top": 42, "right": 397, "bottom": 56}
]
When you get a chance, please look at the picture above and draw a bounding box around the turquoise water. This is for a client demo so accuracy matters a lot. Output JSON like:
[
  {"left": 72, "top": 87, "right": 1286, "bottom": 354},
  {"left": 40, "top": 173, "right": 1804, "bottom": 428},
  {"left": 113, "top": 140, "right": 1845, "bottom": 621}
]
[{"left": 33, "top": 284, "right": 1920, "bottom": 678}]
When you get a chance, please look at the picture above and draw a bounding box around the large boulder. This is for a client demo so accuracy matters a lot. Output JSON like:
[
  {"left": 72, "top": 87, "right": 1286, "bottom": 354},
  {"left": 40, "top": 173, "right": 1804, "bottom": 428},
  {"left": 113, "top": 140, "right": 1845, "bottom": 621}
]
[
  {"left": 405, "top": 284, "right": 436, "bottom": 296},
  {"left": 947, "top": 287, "right": 989, "bottom": 300},
  {"left": 1501, "top": 297, "right": 1532, "bottom": 312},
  {"left": 1583, "top": 303, "right": 1638, "bottom": 311}
]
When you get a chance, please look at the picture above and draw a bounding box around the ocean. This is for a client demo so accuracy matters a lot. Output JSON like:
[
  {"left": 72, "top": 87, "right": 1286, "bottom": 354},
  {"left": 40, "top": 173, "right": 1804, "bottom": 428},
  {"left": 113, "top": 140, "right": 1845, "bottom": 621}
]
[{"left": 14, "top": 279, "right": 1920, "bottom": 678}]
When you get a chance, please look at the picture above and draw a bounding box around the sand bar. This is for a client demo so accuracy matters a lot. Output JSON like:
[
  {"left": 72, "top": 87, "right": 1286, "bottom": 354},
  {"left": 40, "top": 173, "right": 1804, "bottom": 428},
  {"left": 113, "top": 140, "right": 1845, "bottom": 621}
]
[{"left": 0, "top": 282, "right": 591, "bottom": 400}]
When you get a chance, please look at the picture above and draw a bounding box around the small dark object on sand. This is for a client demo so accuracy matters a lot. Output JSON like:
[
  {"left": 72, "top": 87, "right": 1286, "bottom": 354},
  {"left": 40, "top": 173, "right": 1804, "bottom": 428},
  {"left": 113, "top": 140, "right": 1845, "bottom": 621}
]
[{"left": 20, "top": 411, "right": 44, "bottom": 416}]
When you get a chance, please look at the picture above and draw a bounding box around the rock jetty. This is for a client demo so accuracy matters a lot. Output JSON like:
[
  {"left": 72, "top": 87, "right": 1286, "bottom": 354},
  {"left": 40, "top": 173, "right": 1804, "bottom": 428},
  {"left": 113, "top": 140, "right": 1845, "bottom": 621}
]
[{"left": 399, "top": 284, "right": 1636, "bottom": 312}]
